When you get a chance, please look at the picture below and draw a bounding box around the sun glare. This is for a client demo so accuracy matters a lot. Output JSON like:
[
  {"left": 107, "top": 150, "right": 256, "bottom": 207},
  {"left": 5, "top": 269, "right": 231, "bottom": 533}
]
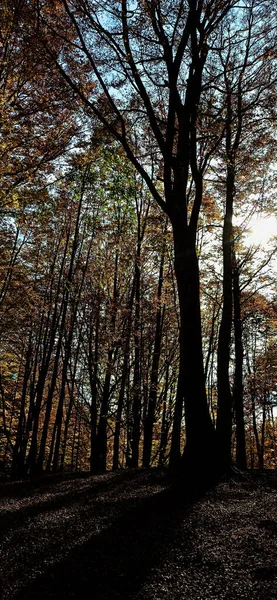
[{"left": 247, "top": 215, "right": 277, "bottom": 247}]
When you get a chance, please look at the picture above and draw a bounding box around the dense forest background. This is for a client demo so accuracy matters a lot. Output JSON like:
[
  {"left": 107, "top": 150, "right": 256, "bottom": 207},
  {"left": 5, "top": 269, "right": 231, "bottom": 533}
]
[{"left": 1, "top": 0, "right": 277, "bottom": 479}]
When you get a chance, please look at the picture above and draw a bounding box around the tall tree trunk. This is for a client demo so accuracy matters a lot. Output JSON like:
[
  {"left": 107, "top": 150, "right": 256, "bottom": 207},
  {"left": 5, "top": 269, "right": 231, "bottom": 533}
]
[
  {"left": 126, "top": 260, "right": 141, "bottom": 468},
  {"left": 89, "top": 305, "right": 99, "bottom": 473},
  {"left": 233, "top": 259, "right": 247, "bottom": 469},
  {"left": 46, "top": 181, "right": 88, "bottom": 472},
  {"left": 51, "top": 343, "right": 69, "bottom": 473},
  {"left": 60, "top": 330, "right": 82, "bottom": 471},
  {"left": 216, "top": 192, "right": 234, "bottom": 466},
  {"left": 260, "top": 398, "right": 267, "bottom": 469},
  {"left": 35, "top": 328, "right": 64, "bottom": 473},
  {"left": 19, "top": 318, "right": 44, "bottom": 473},
  {"left": 95, "top": 354, "right": 112, "bottom": 472},
  {"left": 158, "top": 359, "right": 172, "bottom": 467},
  {"left": 251, "top": 394, "right": 261, "bottom": 467},
  {"left": 113, "top": 279, "right": 135, "bottom": 470},
  {"left": 126, "top": 196, "right": 149, "bottom": 468},
  {"left": 25, "top": 233, "right": 71, "bottom": 472},
  {"left": 94, "top": 250, "right": 119, "bottom": 472},
  {"left": 216, "top": 122, "right": 235, "bottom": 468},
  {"left": 169, "top": 365, "right": 184, "bottom": 468},
  {"left": 172, "top": 220, "right": 217, "bottom": 471},
  {"left": 11, "top": 332, "right": 33, "bottom": 478},
  {"left": 216, "top": 57, "right": 245, "bottom": 469},
  {"left": 143, "top": 235, "right": 165, "bottom": 467}
]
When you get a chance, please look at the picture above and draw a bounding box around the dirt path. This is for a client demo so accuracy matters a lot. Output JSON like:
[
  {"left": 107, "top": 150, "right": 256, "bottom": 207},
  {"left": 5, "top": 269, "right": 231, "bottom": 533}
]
[{"left": 0, "top": 470, "right": 276, "bottom": 599}]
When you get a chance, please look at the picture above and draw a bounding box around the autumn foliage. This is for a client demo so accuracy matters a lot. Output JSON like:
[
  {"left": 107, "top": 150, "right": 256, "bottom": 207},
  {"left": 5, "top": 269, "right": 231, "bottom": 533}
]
[{"left": 0, "top": 0, "right": 277, "bottom": 477}]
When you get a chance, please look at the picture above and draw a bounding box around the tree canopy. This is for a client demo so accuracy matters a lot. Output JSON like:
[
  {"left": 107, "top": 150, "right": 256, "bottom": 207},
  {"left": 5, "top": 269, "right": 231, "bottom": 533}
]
[{"left": 0, "top": 0, "right": 277, "bottom": 478}]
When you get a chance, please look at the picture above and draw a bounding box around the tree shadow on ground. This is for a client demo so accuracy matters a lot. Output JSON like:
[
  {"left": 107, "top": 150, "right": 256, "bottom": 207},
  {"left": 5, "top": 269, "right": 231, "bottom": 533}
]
[
  {"left": 0, "top": 470, "right": 150, "bottom": 536},
  {"left": 13, "top": 472, "right": 212, "bottom": 600}
]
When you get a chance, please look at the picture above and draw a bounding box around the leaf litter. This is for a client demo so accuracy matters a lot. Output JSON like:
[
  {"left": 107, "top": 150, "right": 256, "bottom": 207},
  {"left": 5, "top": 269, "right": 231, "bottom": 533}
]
[{"left": 0, "top": 469, "right": 276, "bottom": 599}]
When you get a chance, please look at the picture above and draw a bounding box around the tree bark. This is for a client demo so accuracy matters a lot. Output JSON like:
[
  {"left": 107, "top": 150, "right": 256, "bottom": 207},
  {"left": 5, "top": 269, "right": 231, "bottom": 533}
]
[
  {"left": 126, "top": 259, "right": 141, "bottom": 468},
  {"left": 113, "top": 280, "right": 135, "bottom": 470},
  {"left": 143, "top": 235, "right": 165, "bottom": 467},
  {"left": 94, "top": 250, "right": 119, "bottom": 472},
  {"left": 216, "top": 121, "right": 235, "bottom": 468},
  {"left": 233, "top": 259, "right": 247, "bottom": 469},
  {"left": 172, "top": 220, "right": 217, "bottom": 471}
]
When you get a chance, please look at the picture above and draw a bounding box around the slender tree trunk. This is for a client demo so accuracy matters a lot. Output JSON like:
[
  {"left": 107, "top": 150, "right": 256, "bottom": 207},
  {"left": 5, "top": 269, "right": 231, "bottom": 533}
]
[
  {"left": 35, "top": 329, "right": 64, "bottom": 472},
  {"left": 95, "top": 356, "right": 112, "bottom": 472},
  {"left": 169, "top": 365, "right": 184, "bottom": 468},
  {"left": 11, "top": 333, "right": 33, "bottom": 477},
  {"left": 233, "top": 259, "right": 247, "bottom": 469},
  {"left": 158, "top": 359, "right": 172, "bottom": 466},
  {"left": 89, "top": 307, "right": 99, "bottom": 473},
  {"left": 52, "top": 347, "right": 69, "bottom": 473},
  {"left": 204, "top": 302, "right": 220, "bottom": 382},
  {"left": 94, "top": 250, "right": 119, "bottom": 472},
  {"left": 47, "top": 182, "right": 88, "bottom": 473},
  {"left": 0, "top": 225, "right": 20, "bottom": 308},
  {"left": 216, "top": 161, "right": 234, "bottom": 468},
  {"left": 260, "top": 399, "right": 267, "bottom": 469},
  {"left": 251, "top": 394, "right": 261, "bottom": 467},
  {"left": 113, "top": 281, "right": 135, "bottom": 470},
  {"left": 75, "top": 412, "right": 82, "bottom": 471},
  {"left": 71, "top": 405, "right": 78, "bottom": 471},
  {"left": 46, "top": 415, "right": 57, "bottom": 472},
  {"left": 126, "top": 259, "right": 141, "bottom": 468},
  {"left": 25, "top": 234, "right": 71, "bottom": 472},
  {"left": 60, "top": 332, "right": 81, "bottom": 471},
  {"left": 59, "top": 378, "right": 74, "bottom": 472},
  {"left": 126, "top": 196, "right": 150, "bottom": 468},
  {"left": 217, "top": 62, "right": 245, "bottom": 470},
  {"left": 19, "top": 319, "right": 44, "bottom": 473},
  {"left": 143, "top": 239, "right": 165, "bottom": 467}
]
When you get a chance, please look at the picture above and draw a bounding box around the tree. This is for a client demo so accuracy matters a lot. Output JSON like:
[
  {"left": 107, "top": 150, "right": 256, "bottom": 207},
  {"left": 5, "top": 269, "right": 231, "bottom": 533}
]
[
  {"left": 34, "top": 0, "right": 246, "bottom": 474},
  {"left": 243, "top": 294, "right": 277, "bottom": 468},
  {"left": 1, "top": 0, "right": 277, "bottom": 478},
  {"left": 0, "top": 1, "right": 77, "bottom": 202},
  {"left": 213, "top": 0, "right": 277, "bottom": 467}
]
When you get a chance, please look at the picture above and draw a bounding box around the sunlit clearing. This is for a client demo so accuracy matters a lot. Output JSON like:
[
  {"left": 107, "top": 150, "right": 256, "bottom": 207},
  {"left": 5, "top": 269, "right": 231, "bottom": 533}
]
[{"left": 247, "top": 215, "right": 277, "bottom": 247}]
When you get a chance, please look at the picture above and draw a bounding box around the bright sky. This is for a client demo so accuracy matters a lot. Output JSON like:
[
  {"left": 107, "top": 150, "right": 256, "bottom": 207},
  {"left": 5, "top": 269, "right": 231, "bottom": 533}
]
[{"left": 244, "top": 215, "right": 277, "bottom": 247}]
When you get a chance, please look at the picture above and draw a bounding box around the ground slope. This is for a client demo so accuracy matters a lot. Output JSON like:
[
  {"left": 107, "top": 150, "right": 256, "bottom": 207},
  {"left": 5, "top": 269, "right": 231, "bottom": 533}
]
[{"left": 0, "top": 469, "right": 276, "bottom": 599}]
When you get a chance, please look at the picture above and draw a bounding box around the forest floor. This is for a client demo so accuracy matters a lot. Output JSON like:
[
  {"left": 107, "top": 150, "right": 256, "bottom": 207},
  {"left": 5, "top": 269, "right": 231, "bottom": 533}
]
[{"left": 0, "top": 468, "right": 276, "bottom": 600}]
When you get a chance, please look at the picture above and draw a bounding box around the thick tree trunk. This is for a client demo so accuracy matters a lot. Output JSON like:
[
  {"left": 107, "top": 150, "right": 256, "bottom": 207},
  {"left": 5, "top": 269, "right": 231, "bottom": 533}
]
[{"left": 172, "top": 221, "right": 217, "bottom": 471}]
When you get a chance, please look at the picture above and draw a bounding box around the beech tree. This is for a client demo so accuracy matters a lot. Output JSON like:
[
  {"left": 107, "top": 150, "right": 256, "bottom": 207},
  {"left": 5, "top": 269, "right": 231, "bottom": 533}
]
[
  {"left": 33, "top": 0, "right": 250, "bottom": 474},
  {"left": 1, "top": 0, "right": 277, "bottom": 477},
  {"left": 211, "top": 0, "right": 277, "bottom": 468},
  {"left": 0, "top": 1, "right": 77, "bottom": 204}
]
